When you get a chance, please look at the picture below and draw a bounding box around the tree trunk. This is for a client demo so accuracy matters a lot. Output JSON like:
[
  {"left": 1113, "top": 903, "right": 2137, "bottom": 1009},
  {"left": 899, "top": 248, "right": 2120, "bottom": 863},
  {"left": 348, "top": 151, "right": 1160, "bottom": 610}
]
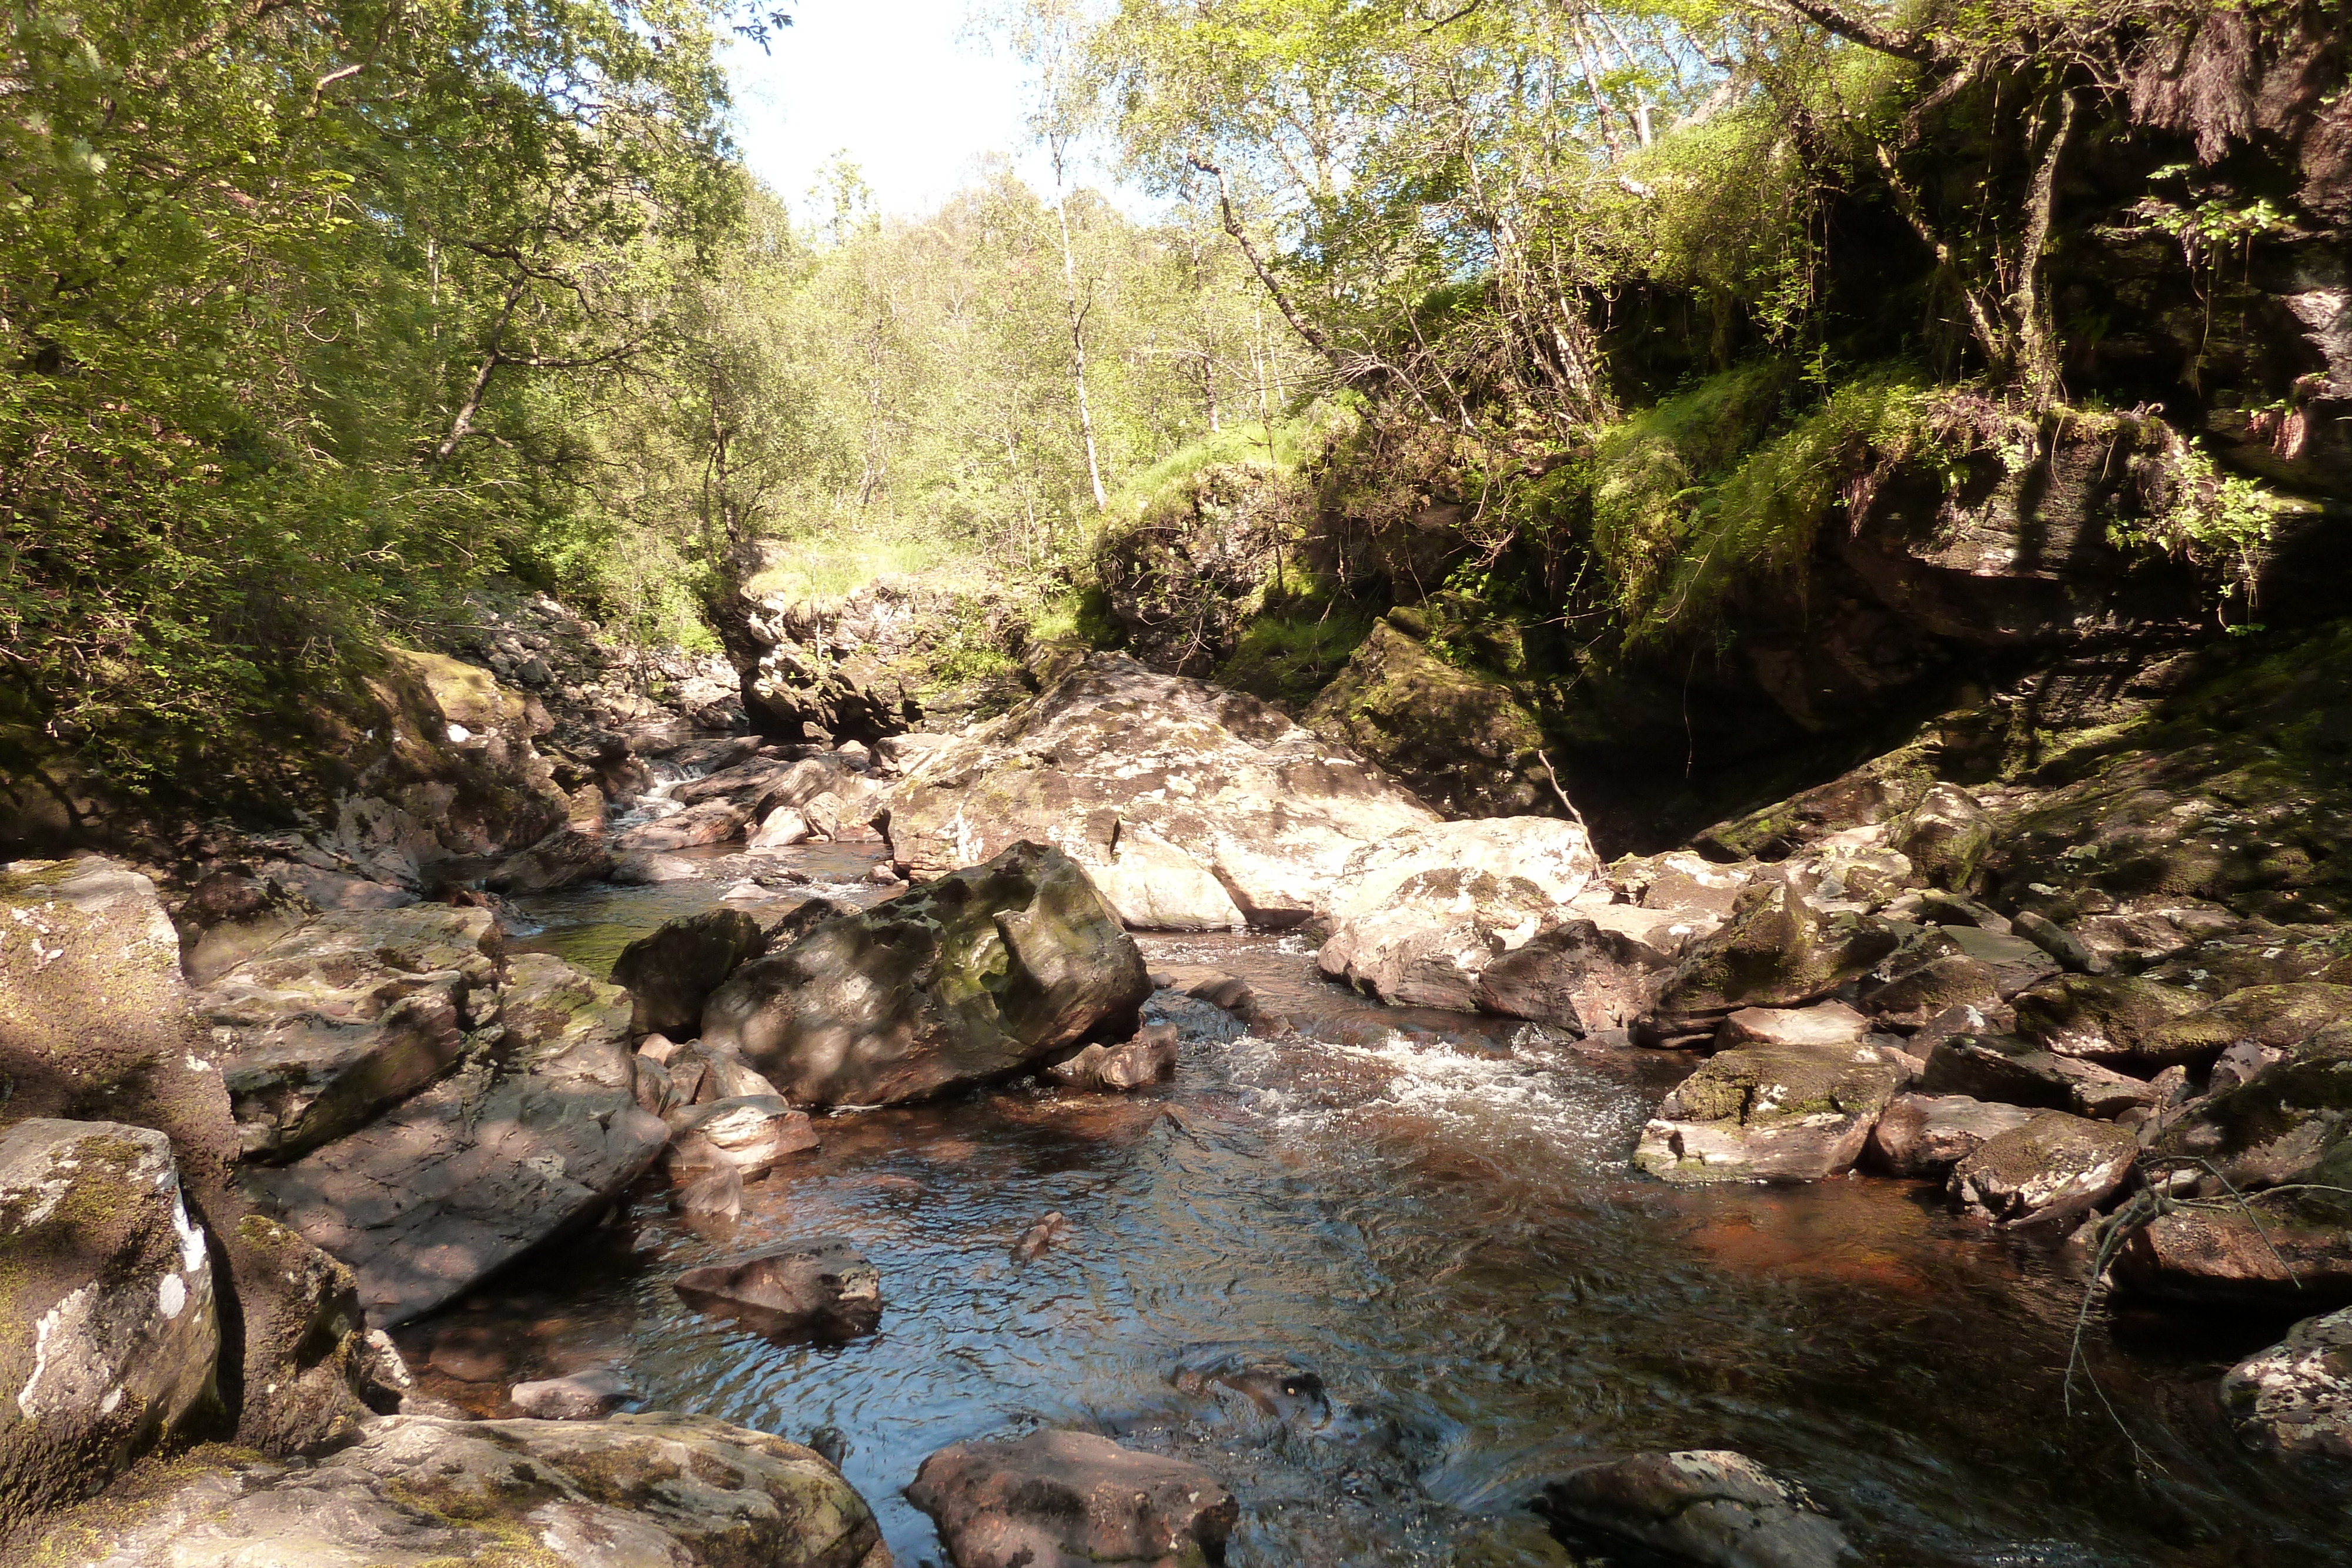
[{"left": 1052, "top": 148, "right": 1108, "bottom": 511}]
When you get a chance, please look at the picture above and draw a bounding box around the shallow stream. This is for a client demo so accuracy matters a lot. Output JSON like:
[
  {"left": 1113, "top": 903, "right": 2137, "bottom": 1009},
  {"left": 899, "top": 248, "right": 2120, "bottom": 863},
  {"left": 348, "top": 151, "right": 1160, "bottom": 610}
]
[{"left": 413, "top": 845, "right": 2352, "bottom": 1566}]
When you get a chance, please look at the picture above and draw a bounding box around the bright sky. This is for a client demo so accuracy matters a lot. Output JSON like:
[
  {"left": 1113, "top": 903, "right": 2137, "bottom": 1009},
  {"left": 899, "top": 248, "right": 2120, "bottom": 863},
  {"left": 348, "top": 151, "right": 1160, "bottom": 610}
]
[{"left": 723, "top": 1, "right": 1124, "bottom": 222}]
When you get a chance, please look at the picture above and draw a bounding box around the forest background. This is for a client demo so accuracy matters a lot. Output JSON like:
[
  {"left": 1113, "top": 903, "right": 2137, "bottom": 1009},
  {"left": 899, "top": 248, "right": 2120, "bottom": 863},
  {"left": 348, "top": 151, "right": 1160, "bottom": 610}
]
[{"left": 4, "top": 0, "right": 2338, "bottom": 801}]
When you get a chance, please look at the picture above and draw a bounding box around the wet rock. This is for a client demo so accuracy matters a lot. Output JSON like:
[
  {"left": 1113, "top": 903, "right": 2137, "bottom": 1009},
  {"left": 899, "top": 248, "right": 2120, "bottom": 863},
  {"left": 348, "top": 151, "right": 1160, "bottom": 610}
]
[
  {"left": 702, "top": 842, "right": 1152, "bottom": 1106},
  {"left": 1636, "top": 1044, "right": 1912, "bottom": 1183},
  {"left": 255, "top": 974, "right": 668, "bottom": 1325},
  {"left": 1011, "top": 1211, "right": 1073, "bottom": 1262},
  {"left": 906, "top": 1428, "right": 1238, "bottom": 1568},
  {"left": 1717, "top": 1002, "right": 1872, "bottom": 1049},
  {"left": 610, "top": 850, "right": 700, "bottom": 884},
  {"left": 16, "top": 1410, "right": 889, "bottom": 1567},
  {"left": 0, "top": 1120, "right": 220, "bottom": 1526},
  {"left": 1643, "top": 882, "right": 1903, "bottom": 1039},
  {"left": 1949, "top": 1113, "right": 2138, "bottom": 1225},
  {"left": 674, "top": 1241, "right": 883, "bottom": 1339},
  {"left": 483, "top": 822, "right": 612, "bottom": 895},
  {"left": 1172, "top": 1359, "right": 1337, "bottom": 1433},
  {"left": 1894, "top": 782, "right": 1992, "bottom": 890},
  {"left": 1867, "top": 1093, "right": 2041, "bottom": 1177},
  {"left": 1474, "top": 907, "right": 1694, "bottom": 1034},
  {"left": 2012, "top": 974, "right": 2212, "bottom": 1065},
  {"left": 876, "top": 652, "right": 1438, "bottom": 928},
  {"left": 614, "top": 799, "right": 746, "bottom": 853},
  {"left": 674, "top": 1165, "right": 744, "bottom": 1222},
  {"left": 2140, "top": 982, "right": 2352, "bottom": 1066},
  {"left": 1541, "top": 1449, "right": 1854, "bottom": 1568},
  {"left": 609, "top": 907, "right": 770, "bottom": 1038},
  {"left": 2113, "top": 1209, "right": 2352, "bottom": 1306},
  {"left": 667, "top": 1095, "right": 819, "bottom": 1176},
  {"left": 2223, "top": 1305, "right": 2352, "bottom": 1459},
  {"left": 510, "top": 1369, "right": 633, "bottom": 1420},
  {"left": 1048, "top": 1023, "right": 1179, "bottom": 1091}
]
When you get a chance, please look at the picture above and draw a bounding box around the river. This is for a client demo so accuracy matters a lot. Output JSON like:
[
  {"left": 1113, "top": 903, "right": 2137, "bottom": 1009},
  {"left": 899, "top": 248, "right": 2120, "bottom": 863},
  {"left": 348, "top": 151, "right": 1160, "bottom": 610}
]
[{"left": 390, "top": 843, "right": 2352, "bottom": 1566}]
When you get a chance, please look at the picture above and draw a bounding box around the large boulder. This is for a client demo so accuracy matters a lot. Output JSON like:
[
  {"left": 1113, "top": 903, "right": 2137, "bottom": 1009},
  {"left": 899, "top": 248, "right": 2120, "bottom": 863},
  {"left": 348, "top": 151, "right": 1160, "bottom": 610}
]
[
  {"left": 610, "top": 908, "right": 770, "bottom": 1037},
  {"left": 1635, "top": 1044, "right": 1912, "bottom": 1184},
  {"left": 701, "top": 843, "right": 1152, "bottom": 1106},
  {"left": 906, "top": 1428, "right": 1238, "bottom": 1568},
  {"left": 1541, "top": 1449, "right": 1854, "bottom": 1568},
  {"left": 17, "top": 1412, "right": 890, "bottom": 1567},
  {"left": 2010, "top": 974, "right": 2210, "bottom": 1066},
  {"left": 1947, "top": 1113, "right": 2138, "bottom": 1224},
  {"left": 0, "top": 858, "right": 373, "bottom": 1458},
  {"left": 2139, "top": 983, "right": 2352, "bottom": 1066},
  {"left": 1642, "top": 882, "right": 1903, "bottom": 1040},
  {"left": 2221, "top": 1305, "right": 2352, "bottom": 1460},
  {"left": 253, "top": 955, "right": 667, "bottom": 1326},
  {"left": 875, "top": 653, "right": 1438, "bottom": 930},
  {"left": 0, "top": 1120, "right": 220, "bottom": 1529}
]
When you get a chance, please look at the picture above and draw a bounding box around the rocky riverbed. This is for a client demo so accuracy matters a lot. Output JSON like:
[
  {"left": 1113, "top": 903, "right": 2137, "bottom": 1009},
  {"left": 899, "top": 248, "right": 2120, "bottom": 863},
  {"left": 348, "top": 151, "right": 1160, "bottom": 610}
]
[{"left": 6, "top": 624, "right": 2352, "bottom": 1567}]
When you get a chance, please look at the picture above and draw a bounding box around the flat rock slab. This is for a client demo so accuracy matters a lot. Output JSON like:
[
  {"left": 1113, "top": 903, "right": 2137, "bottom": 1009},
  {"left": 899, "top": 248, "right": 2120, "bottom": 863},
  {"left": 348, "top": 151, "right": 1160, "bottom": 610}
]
[
  {"left": 1718, "top": 1002, "right": 1871, "bottom": 1049},
  {"left": 17, "top": 1411, "right": 887, "bottom": 1567},
  {"left": 674, "top": 1240, "right": 883, "bottom": 1340},
  {"left": 258, "top": 1045, "right": 667, "bottom": 1327},
  {"left": 906, "top": 1428, "right": 1238, "bottom": 1568},
  {"left": 1542, "top": 1449, "right": 1854, "bottom": 1568},
  {"left": 2222, "top": 1305, "right": 2352, "bottom": 1460}
]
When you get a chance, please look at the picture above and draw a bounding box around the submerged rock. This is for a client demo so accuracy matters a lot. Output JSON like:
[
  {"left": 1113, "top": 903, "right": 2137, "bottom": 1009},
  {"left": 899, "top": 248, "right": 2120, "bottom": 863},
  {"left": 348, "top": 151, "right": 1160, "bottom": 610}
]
[
  {"left": 701, "top": 842, "right": 1152, "bottom": 1106},
  {"left": 509, "top": 1369, "right": 634, "bottom": 1420},
  {"left": 1948, "top": 1113, "right": 2138, "bottom": 1224},
  {"left": 16, "top": 1411, "right": 889, "bottom": 1568},
  {"left": 2221, "top": 1305, "right": 2352, "bottom": 1460},
  {"left": 610, "top": 907, "right": 769, "bottom": 1037},
  {"left": 876, "top": 652, "right": 1438, "bottom": 929},
  {"left": 906, "top": 1427, "right": 1238, "bottom": 1568},
  {"left": 1048, "top": 1022, "right": 1180, "bottom": 1092},
  {"left": 1542, "top": 1449, "right": 1854, "bottom": 1568},
  {"left": 1636, "top": 1044, "right": 1911, "bottom": 1184},
  {"left": 0, "top": 1119, "right": 220, "bottom": 1527},
  {"left": 674, "top": 1241, "right": 883, "bottom": 1339}
]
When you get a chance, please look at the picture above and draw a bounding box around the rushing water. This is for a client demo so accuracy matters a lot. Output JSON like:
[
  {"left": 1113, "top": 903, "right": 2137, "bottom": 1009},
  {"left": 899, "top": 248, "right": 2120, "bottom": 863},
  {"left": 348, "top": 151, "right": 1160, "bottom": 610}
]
[{"left": 423, "top": 848, "right": 2352, "bottom": 1567}]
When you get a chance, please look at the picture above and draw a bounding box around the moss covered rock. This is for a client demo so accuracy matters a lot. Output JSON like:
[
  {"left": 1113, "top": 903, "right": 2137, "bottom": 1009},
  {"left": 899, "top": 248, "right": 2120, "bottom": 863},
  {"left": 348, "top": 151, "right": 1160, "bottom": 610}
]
[
  {"left": 701, "top": 842, "right": 1152, "bottom": 1106},
  {"left": 1948, "top": 1112, "right": 2138, "bottom": 1224},
  {"left": 2012, "top": 973, "right": 2210, "bottom": 1065},
  {"left": 1635, "top": 1042, "right": 1911, "bottom": 1183},
  {"left": 1643, "top": 881, "right": 1903, "bottom": 1037},
  {"left": 1304, "top": 617, "right": 1549, "bottom": 817}
]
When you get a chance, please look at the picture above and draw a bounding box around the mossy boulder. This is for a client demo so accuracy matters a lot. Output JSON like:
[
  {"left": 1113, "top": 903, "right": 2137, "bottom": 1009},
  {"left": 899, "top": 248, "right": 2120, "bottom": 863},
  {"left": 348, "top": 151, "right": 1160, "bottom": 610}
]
[
  {"left": 1304, "top": 617, "right": 1549, "bottom": 817},
  {"left": 17, "top": 1412, "right": 889, "bottom": 1567},
  {"left": 0, "top": 1120, "right": 221, "bottom": 1532},
  {"left": 701, "top": 842, "right": 1152, "bottom": 1106},
  {"left": 2140, "top": 983, "right": 2352, "bottom": 1065},
  {"left": 1948, "top": 1112, "right": 2138, "bottom": 1224},
  {"left": 2012, "top": 974, "right": 2210, "bottom": 1065}
]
